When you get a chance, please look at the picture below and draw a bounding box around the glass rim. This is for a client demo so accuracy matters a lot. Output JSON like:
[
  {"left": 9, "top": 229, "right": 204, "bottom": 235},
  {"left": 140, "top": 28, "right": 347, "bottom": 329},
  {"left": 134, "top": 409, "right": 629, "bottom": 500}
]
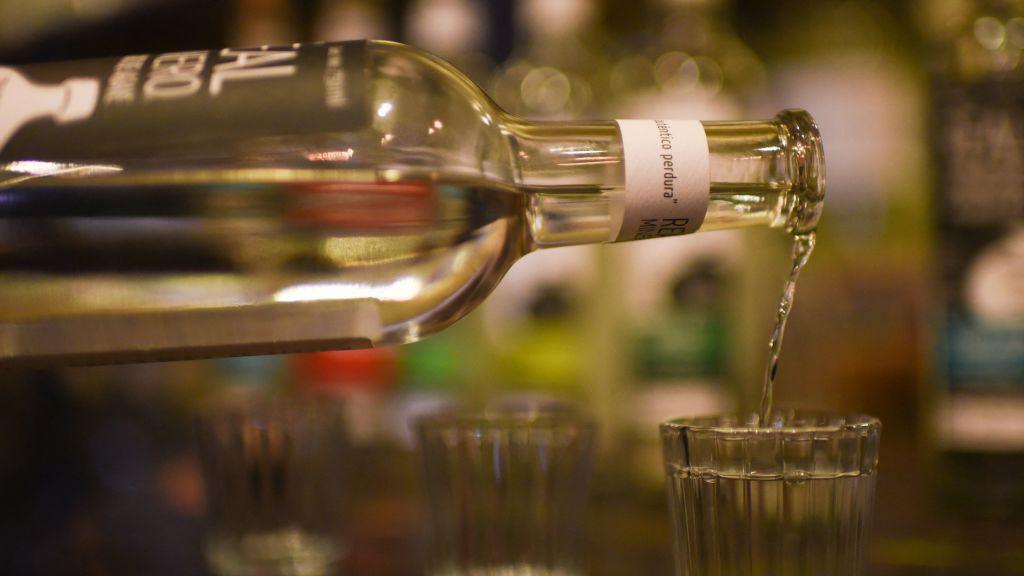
[
  {"left": 193, "top": 394, "right": 348, "bottom": 432},
  {"left": 660, "top": 411, "right": 881, "bottom": 436},
  {"left": 415, "top": 408, "right": 596, "bottom": 432}
]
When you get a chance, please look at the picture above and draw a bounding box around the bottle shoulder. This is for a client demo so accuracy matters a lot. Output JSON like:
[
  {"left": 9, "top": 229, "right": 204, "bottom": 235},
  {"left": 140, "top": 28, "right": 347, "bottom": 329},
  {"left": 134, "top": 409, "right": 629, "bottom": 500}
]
[
  {"left": 359, "top": 40, "right": 515, "bottom": 182},
  {"left": 366, "top": 40, "right": 500, "bottom": 109}
]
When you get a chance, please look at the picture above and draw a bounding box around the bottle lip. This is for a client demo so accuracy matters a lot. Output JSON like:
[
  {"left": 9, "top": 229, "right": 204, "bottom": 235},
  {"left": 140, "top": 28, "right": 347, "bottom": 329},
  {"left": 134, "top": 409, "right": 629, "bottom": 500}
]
[{"left": 775, "top": 109, "right": 825, "bottom": 235}]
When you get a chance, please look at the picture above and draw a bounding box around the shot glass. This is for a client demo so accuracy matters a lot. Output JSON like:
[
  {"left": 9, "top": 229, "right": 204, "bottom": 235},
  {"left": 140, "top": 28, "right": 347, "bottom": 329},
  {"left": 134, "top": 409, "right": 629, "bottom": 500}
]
[
  {"left": 415, "top": 400, "right": 596, "bottom": 576},
  {"left": 660, "top": 411, "right": 881, "bottom": 576},
  {"left": 196, "top": 397, "right": 349, "bottom": 576}
]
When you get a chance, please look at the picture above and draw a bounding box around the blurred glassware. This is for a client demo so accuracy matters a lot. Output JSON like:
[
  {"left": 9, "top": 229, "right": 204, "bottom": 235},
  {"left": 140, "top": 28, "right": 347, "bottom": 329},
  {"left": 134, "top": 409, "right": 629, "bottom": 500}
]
[
  {"left": 196, "top": 395, "right": 350, "bottom": 576},
  {"left": 415, "top": 398, "right": 596, "bottom": 576},
  {"left": 661, "top": 411, "right": 881, "bottom": 576}
]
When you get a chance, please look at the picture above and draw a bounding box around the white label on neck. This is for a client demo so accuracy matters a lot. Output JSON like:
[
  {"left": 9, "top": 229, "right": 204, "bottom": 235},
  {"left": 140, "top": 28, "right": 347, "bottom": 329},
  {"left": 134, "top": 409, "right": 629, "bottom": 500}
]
[{"left": 613, "top": 119, "right": 709, "bottom": 242}]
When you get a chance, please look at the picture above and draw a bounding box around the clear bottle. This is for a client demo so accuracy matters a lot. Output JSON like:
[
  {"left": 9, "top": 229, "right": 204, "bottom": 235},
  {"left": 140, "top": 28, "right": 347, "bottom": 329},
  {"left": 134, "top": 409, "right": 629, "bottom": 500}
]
[{"left": 0, "top": 40, "right": 824, "bottom": 365}]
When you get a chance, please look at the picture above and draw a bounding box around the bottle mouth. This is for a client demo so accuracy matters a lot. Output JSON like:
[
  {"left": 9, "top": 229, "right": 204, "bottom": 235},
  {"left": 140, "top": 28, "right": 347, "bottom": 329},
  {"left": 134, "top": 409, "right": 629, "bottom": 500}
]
[{"left": 775, "top": 109, "right": 825, "bottom": 235}]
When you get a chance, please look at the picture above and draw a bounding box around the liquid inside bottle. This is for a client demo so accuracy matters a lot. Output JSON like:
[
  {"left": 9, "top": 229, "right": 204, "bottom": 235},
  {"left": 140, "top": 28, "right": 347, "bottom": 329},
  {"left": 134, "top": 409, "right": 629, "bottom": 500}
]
[{"left": 0, "top": 41, "right": 823, "bottom": 365}]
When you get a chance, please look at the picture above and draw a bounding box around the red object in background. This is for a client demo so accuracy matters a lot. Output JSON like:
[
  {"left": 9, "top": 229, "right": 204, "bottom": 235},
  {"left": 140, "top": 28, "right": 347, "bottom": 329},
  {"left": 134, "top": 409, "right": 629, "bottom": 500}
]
[
  {"left": 291, "top": 348, "right": 398, "bottom": 395},
  {"left": 286, "top": 180, "right": 437, "bottom": 230}
]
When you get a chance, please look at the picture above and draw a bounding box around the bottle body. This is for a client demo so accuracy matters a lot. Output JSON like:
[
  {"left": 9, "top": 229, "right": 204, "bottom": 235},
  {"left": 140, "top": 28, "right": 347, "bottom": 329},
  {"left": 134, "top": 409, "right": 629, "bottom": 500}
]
[{"left": 0, "top": 41, "right": 822, "bottom": 365}]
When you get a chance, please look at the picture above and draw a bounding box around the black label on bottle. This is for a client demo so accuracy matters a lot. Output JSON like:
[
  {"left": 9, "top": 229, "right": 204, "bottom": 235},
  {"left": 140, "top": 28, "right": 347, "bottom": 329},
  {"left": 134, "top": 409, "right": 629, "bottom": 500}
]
[{"left": 0, "top": 41, "right": 369, "bottom": 160}]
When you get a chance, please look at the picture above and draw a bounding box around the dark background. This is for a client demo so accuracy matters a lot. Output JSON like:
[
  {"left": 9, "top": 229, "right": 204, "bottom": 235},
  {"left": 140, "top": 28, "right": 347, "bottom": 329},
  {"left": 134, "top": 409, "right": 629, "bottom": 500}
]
[{"left": 0, "top": 1, "right": 1021, "bottom": 575}]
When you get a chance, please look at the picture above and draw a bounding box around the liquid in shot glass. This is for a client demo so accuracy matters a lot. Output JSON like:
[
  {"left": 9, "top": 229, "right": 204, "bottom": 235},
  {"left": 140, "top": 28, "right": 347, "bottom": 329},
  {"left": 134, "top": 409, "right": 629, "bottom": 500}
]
[{"left": 660, "top": 411, "right": 881, "bottom": 576}]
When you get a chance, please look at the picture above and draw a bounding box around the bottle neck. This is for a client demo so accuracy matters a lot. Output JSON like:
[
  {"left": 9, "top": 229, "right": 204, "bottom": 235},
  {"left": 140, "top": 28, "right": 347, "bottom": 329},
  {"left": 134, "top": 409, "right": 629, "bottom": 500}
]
[{"left": 501, "top": 110, "right": 825, "bottom": 249}]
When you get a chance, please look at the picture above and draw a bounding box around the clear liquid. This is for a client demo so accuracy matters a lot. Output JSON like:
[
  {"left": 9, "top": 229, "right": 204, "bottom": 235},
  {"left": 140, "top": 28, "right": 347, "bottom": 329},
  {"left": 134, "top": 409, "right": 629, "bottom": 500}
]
[
  {"left": 0, "top": 111, "right": 821, "bottom": 365},
  {"left": 0, "top": 169, "right": 526, "bottom": 364},
  {"left": 668, "top": 470, "right": 876, "bottom": 576},
  {"left": 0, "top": 164, "right": 792, "bottom": 365},
  {"left": 758, "top": 232, "right": 816, "bottom": 425}
]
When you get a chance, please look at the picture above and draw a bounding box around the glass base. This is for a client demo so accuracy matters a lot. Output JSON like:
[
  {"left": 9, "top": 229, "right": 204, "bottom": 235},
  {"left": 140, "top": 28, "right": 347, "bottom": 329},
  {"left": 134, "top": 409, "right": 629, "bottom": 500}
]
[{"left": 205, "top": 528, "right": 341, "bottom": 576}]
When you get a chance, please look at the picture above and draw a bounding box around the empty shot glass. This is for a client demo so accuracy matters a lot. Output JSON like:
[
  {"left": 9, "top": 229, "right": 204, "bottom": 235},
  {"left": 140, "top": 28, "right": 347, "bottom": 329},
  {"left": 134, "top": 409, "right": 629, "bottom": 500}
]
[
  {"left": 196, "top": 397, "right": 350, "bottom": 576},
  {"left": 415, "top": 400, "right": 596, "bottom": 576},
  {"left": 660, "top": 411, "right": 881, "bottom": 576}
]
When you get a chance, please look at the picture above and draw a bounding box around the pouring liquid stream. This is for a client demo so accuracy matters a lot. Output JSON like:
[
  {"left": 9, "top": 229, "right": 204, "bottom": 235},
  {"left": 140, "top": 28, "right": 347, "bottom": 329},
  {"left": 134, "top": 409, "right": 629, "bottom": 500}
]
[{"left": 757, "top": 232, "right": 816, "bottom": 426}]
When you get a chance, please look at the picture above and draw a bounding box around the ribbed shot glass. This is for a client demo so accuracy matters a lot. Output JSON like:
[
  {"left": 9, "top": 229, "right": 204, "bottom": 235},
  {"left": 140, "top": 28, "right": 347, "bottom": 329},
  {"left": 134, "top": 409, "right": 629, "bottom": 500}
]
[
  {"left": 660, "top": 411, "right": 881, "bottom": 576},
  {"left": 196, "top": 397, "right": 350, "bottom": 576},
  {"left": 415, "top": 401, "right": 596, "bottom": 576}
]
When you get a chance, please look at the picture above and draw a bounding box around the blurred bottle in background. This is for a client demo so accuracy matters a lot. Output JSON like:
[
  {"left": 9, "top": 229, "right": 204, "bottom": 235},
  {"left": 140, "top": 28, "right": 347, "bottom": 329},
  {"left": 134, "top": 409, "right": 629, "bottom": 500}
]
[
  {"left": 291, "top": 349, "right": 397, "bottom": 446},
  {"left": 289, "top": 348, "right": 422, "bottom": 576},
  {"left": 920, "top": 0, "right": 1024, "bottom": 525},
  {"left": 405, "top": 0, "right": 493, "bottom": 85},
  {"left": 489, "top": 284, "right": 587, "bottom": 398},
  {"left": 743, "top": 0, "right": 928, "bottom": 420},
  {"left": 314, "top": 0, "right": 394, "bottom": 42},
  {"left": 230, "top": 0, "right": 298, "bottom": 47},
  {"left": 730, "top": 10, "right": 931, "bottom": 570},
  {"left": 491, "top": 0, "right": 607, "bottom": 119},
  {"left": 393, "top": 333, "right": 466, "bottom": 443},
  {"left": 627, "top": 259, "right": 735, "bottom": 486},
  {"left": 610, "top": 0, "right": 765, "bottom": 119}
]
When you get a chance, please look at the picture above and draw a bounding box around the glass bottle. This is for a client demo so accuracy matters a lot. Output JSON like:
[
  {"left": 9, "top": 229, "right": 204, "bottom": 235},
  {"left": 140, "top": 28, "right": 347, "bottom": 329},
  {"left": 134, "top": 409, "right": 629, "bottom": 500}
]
[
  {"left": 923, "top": 0, "right": 1024, "bottom": 524},
  {"left": 0, "top": 40, "right": 824, "bottom": 365}
]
